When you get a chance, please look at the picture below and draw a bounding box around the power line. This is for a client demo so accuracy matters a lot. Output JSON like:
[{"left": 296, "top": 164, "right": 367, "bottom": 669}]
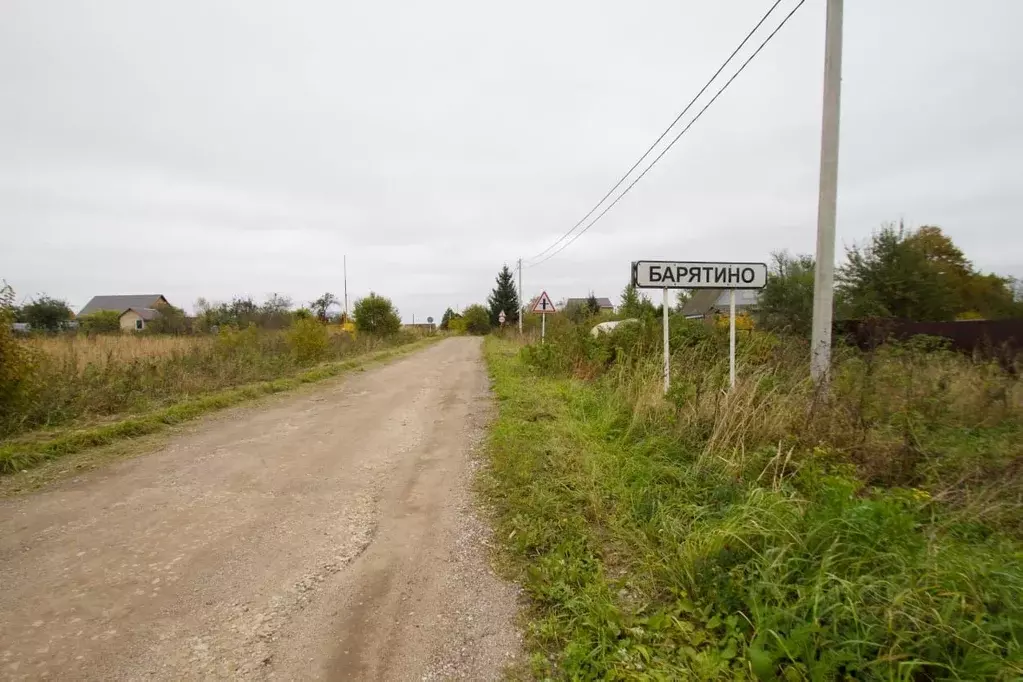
[
  {"left": 527, "top": 0, "right": 807, "bottom": 268},
  {"left": 523, "top": 0, "right": 787, "bottom": 266}
]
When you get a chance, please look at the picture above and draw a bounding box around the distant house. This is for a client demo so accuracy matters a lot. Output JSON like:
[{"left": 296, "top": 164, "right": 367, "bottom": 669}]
[
  {"left": 563, "top": 297, "right": 615, "bottom": 313},
  {"left": 120, "top": 308, "right": 162, "bottom": 331},
  {"left": 10, "top": 322, "right": 31, "bottom": 334},
  {"left": 78, "top": 295, "right": 171, "bottom": 332},
  {"left": 681, "top": 289, "right": 759, "bottom": 320}
]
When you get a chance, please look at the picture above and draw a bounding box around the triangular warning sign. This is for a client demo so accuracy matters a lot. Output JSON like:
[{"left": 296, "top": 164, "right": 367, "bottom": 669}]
[{"left": 531, "top": 291, "right": 556, "bottom": 314}]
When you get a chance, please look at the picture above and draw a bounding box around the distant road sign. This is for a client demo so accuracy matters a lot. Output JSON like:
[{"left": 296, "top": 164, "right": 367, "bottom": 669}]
[
  {"left": 498, "top": 310, "right": 506, "bottom": 325},
  {"left": 531, "top": 291, "right": 556, "bottom": 314},
  {"left": 632, "top": 260, "right": 767, "bottom": 290},
  {"left": 427, "top": 316, "right": 434, "bottom": 324}
]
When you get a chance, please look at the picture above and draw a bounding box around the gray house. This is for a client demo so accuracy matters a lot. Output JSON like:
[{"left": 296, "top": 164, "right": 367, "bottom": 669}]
[
  {"left": 78, "top": 294, "right": 171, "bottom": 331},
  {"left": 681, "top": 289, "right": 759, "bottom": 320},
  {"left": 78, "top": 294, "right": 169, "bottom": 317},
  {"left": 562, "top": 297, "right": 615, "bottom": 313}
]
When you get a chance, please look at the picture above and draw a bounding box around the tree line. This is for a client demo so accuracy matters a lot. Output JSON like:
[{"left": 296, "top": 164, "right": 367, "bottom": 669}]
[
  {"left": 757, "top": 223, "right": 1023, "bottom": 337},
  {"left": 609, "top": 224, "right": 1021, "bottom": 333},
  {"left": 2, "top": 287, "right": 409, "bottom": 336}
]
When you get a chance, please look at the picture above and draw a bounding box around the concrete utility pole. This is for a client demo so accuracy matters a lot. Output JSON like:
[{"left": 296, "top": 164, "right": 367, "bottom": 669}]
[
  {"left": 810, "top": 0, "right": 844, "bottom": 385},
  {"left": 517, "top": 258, "right": 523, "bottom": 334},
  {"left": 343, "top": 254, "right": 349, "bottom": 322}
]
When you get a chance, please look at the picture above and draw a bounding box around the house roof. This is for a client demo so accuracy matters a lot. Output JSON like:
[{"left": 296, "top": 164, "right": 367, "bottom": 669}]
[
  {"left": 79, "top": 295, "right": 167, "bottom": 316},
  {"left": 121, "top": 307, "right": 161, "bottom": 321},
  {"left": 681, "top": 289, "right": 760, "bottom": 318},
  {"left": 564, "top": 297, "right": 614, "bottom": 309}
]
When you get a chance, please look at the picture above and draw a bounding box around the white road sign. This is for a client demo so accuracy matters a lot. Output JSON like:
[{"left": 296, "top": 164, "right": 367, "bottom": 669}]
[
  {"left": 531, "top": 291, "right": 556, "bottom": 314},
  {"left": 632, "top": 260, "right": 767, "bottom": 290},
  {"left": 498, "top": 310, "right": 506, "bottom": 324}
]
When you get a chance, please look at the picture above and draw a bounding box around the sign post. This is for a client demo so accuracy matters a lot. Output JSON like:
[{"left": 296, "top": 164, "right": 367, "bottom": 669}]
[
  {"left": 729, "top": 290, "right": 736, "bottom": 388},
  {"left": 632, "top": 260, "right": 767, "bottom": 393},
  {"left": 662, "top": 288, "right": 670, "bottom": 393},
  {"left": 530, "top": 291, "right": 556, "bottom": 343}
]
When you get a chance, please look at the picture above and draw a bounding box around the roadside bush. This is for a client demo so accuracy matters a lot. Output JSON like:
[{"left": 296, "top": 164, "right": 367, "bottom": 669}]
[
  {"left": 145, "top": 304, "right": 188, "bottom": 334},
  {"left": 448, "top": 315, "right": 468, "bottom": 334},
  {"left": 461, "top": 304, "right": 491, "bottom": 335},
  {"left": 354, "top": 292, "right": 401, "bottom": 336},
  {"left": 286, "top": 318, "right": 330, "bottom": 363},
  {"left": 0, "top": 283, "right": 37, "bottom": 422},
  {"left": 78, "top": 310, "right": 122, "bottom": 334}
]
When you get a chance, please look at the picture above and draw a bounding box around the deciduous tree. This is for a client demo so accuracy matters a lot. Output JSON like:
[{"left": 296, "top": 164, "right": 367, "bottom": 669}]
[
  {"left": 310, "top": 292, "right": 339, "bottom": 322},
  {"left": 838, "top": 223, "right": 959, "bottom": 320},
  {"left": 20, "top": 295, "right": 73, "bottom": 331},
  {"left": 758, "top": 251, "right": 817, "bottom": 336},
  {"left": 839, "top": 223, "right": 1021, "bottom": 321},
  {"left": 461, "top": 304, "right": 491, "bottom": 335},
  {"left": 353, "top": 292, "right": 401, "bottom": 335}
]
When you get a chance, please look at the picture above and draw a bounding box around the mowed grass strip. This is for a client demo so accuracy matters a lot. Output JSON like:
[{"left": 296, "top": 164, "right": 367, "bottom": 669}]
[{"left": 0, "top": 338, "right": 438, "bottom": 474}]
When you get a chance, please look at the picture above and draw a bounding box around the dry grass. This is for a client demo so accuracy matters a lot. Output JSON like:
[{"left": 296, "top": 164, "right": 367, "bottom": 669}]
[
  {"left": 1, "top": 327, "right": 426, "bottom": 440},
  {"left": 28, "top": 334, "right": 213, "bottom": 369}
]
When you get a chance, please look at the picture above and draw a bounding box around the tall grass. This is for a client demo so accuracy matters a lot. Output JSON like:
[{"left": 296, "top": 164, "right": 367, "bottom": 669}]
[
  {"left": 27, "top": 334, "right": 214, "bottom": 368},
  {"left": 0, "top": 325, "right": 422, "bottom": 440},
  {"left": 484, "top": 319, "right": 1022, "bottom": 680}
]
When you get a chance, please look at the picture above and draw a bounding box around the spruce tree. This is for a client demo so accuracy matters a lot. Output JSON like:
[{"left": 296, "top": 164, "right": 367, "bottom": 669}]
[
  {"left": 620, "top": 281, "right": 641, "bottom": 317},
  {"left": 440, "top": 307, "right": 456, "bottom": 330},
  {"left": 487, "top": 265, "right": 520, "bottom": 325}
]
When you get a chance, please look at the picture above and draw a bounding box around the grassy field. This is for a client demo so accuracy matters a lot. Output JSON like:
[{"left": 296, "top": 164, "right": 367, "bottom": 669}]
[
  {"left": 482, "top": 324, "right": 1021, "bottom": 680},
  {"left": 27, "top": 333, "right": 215, "bottom": 368},
  {"left": 0, "top": 324, "right": 434, "bottom": 473}
]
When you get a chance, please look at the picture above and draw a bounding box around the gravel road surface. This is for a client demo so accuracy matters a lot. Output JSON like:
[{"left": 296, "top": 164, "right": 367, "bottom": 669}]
[{"left": 0, "top": 338, "right": 521, "bottom": 681}]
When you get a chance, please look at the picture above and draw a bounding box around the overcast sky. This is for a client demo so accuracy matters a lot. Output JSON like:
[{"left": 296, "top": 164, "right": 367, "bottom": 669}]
[{"left": 2, "top": 0, "right": 1021, "bottom": 320}]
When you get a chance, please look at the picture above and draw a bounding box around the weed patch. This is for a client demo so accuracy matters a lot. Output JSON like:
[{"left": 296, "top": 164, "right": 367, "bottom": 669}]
[
  {"left": 0, "top": 338, "right": 437, "bottom": 475},
  {"left": 0, "top": 328, "right": 428, "bottom": 439},
  {"left": 483, "top": 334, "right": 1022, "bottom": 680}
]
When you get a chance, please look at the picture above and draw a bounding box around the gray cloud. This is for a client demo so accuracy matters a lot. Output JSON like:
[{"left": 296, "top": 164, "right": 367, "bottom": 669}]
[{"left": 2, "top": 0, "right": 1021, "bottom": 320}]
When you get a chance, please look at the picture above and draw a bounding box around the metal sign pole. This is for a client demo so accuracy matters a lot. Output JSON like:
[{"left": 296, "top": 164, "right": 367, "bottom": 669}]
[
  {"left": 541, "top": 312, "right": 546, "bottom": 344},
  {"left": 662, "top": 288, "right": 670, "bottom": 394},
  {"left": 729, "top": 289, "right": 736, "bottom": 389}
]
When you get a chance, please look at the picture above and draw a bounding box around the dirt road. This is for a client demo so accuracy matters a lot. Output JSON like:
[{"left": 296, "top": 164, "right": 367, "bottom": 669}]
[{"left": 0, "top": 338, "right": 520, "bottom": 681}]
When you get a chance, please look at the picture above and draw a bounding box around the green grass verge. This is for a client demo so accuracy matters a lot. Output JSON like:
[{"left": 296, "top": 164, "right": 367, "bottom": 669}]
[
  {"left": 0, "top": 337, "right": 439, "bottom": 475},
  {"left": 482, "top": 337, "right": 1022, "bottom": 680}
]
